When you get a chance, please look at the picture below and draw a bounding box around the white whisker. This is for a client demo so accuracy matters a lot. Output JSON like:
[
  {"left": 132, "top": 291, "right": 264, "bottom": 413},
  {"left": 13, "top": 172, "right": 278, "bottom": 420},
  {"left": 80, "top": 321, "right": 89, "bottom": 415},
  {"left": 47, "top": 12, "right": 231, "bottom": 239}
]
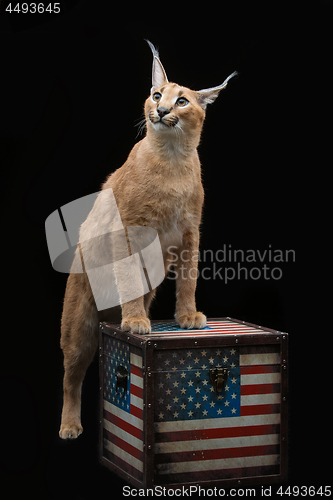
[
  {"left": 174, "top": 122, "right": 184, "bottom": 148},
  {"left": 175, "top": 122, "right": 184, "bottom": 135},
  {"left": 134, "top": 117, "right": 147, "bottom": 138}
]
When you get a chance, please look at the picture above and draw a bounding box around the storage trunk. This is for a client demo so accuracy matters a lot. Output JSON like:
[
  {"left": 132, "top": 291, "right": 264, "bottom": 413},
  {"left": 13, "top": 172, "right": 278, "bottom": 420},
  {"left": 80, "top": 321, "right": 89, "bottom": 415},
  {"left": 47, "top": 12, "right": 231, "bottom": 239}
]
[{"left": 99, "top": 318, "right": 288, "bottom": 489}]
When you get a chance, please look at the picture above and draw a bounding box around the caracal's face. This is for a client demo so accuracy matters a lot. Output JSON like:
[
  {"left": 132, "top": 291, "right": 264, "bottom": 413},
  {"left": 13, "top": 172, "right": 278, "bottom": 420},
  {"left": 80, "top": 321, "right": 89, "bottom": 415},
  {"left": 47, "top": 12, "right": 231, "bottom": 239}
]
[{"left": 145, "top": 82, "right": 205, "bottom": 135}]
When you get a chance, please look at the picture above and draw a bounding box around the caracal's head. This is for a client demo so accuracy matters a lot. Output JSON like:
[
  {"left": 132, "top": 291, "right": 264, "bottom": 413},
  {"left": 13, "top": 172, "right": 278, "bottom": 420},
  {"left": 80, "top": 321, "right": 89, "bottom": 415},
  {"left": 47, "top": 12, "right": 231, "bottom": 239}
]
[{"left": 144, "top": 40, "right": 237, "bottom": 147}]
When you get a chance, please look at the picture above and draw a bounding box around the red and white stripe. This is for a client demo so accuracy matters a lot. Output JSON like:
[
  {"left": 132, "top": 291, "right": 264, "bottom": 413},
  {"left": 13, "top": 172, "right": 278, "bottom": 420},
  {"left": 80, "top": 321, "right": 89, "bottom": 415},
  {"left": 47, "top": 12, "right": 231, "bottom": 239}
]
[
  {"left": 103, "top": 352, "right": 144, "bottom": 481},
  {"left": 154, "top": 348, "right": 281, "bottom": 483}
]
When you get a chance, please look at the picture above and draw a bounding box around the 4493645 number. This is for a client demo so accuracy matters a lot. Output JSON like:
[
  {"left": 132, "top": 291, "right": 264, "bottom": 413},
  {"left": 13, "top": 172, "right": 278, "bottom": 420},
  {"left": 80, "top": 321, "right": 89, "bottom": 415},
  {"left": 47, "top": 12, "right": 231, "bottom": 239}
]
[
  {"left": 6, "top": 3, "right": 60, "bottom": 13},
  {"left": 277, "top": 486, "right": 331, "bottom": 497}
]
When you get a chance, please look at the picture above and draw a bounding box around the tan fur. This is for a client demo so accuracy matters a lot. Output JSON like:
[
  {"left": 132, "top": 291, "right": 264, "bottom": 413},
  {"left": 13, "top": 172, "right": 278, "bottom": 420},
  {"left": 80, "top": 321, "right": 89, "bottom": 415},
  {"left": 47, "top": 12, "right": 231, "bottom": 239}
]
[{"left": 59, "top": 44, "right": 235, "bottom": 438}]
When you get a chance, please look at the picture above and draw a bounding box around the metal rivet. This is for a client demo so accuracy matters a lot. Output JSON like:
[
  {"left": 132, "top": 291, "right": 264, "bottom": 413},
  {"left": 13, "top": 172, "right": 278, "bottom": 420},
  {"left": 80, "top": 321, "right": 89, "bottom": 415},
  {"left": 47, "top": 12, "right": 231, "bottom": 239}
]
[
  {"left": 148, "top": 372, "right": 152, "bottom": 377},
  {"left": 235, "top": 339, "right": 239, "bottom": 343},
  {"left": 276, "top": 337, "right": 280, "bottom": 341},
  {"left": 283, "top": 335, "right": 286, "bottom": 339},
  {"left": 283, "top": 397, "right": 286, "bottom": 401},
  {"left": 194, "top": 341, "right": 198, "bottom": 345},
  {"left": 283, "top": 365, "right": 287, "bottom": 370},
  {"left": 127, "top": 336, "right": 130, "bottom": 340},
  {"left": 148, "top": 445, "right": 151, "bottom": 450},
  {"left": 147, "top": 367, "right": 151, "bottom": 371},
  {"left": 148, "top": 403, "right": 152, "bottom": 408},
  {"left": 154, "top": 343, "right": 157, "bottom": 348},
  {"left": 148, "top": 341, "right": 151, "bottom": 345}
]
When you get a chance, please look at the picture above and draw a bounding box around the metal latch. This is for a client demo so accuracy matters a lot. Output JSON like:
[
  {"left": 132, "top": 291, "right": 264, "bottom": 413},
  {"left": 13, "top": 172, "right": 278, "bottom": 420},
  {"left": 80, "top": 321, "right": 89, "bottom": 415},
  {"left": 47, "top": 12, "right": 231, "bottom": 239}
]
[
  {"left": 209, "top": 368, "right": 228, "bottom": 399},
  {"left": 115, "top": 365, "right": 128, "bottom": 398}
]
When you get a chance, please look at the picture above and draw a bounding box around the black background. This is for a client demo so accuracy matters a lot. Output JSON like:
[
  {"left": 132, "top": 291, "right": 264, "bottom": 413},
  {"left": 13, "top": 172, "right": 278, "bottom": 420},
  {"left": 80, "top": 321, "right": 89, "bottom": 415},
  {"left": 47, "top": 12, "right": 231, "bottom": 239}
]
[{"left": 0, "top": 1, "right": 328, "bottom": 499}]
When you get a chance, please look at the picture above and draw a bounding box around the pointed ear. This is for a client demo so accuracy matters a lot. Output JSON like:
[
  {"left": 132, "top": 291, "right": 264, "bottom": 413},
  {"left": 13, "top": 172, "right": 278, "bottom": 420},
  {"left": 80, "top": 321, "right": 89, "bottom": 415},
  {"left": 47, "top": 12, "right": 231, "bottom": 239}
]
[
  {"left": 145, "top": 40, "right": 169, "bottom": 93},
  {"left": 197, "top": 71, "right": 238, "bottom": 110}
]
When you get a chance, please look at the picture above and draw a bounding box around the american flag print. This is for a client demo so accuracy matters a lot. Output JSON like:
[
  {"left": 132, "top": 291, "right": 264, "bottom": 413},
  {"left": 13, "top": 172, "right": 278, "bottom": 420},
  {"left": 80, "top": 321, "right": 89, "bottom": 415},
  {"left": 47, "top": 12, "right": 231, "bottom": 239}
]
[
  {"left": 101, "top": 320, "right": 285, "bottom": 485},
  {"left": 149, "top": 320, "right": 271, "bottom": 337},
  {"left": 103, "top": 338, "right": 144, "bottom": 481},
  {"left": 154, "top": 343, "right": 281, "bottom": 483},
  {"left": 154, "top": 347, "right": 241, "bottom": 421},
  {"left": 103, "top": 337, "right": 131, "bottom": 413}
]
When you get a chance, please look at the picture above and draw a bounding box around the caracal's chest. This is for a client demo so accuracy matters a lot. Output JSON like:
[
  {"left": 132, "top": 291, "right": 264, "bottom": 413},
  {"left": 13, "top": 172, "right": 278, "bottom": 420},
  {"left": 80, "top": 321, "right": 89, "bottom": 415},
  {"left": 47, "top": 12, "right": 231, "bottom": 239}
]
[{"left": 145, "top": 174, "right": 201, "bottom": 252}]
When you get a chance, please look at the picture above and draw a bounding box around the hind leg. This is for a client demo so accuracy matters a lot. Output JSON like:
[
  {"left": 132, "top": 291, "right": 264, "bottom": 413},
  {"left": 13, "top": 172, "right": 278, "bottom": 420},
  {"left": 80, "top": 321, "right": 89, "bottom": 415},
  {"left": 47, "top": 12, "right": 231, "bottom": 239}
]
[{"left": 59, "top": 273, "right": 98, "bottom": 439}]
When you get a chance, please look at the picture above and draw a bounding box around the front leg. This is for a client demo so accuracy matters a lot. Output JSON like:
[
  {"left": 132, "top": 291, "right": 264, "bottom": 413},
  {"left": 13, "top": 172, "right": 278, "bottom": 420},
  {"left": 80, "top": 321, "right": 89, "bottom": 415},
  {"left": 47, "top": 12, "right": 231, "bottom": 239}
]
[
  {"left": 121, "top": 296, "right": 151, "bottom": 334},
  {"left": 173, "top": 231, "right": 206, "bottom": 329},
  {"left": 116, "top": 259, "right": 152, "bottom": 334},
  {"left": 109, "top": 228, "right": 151, "bottom": 334}
]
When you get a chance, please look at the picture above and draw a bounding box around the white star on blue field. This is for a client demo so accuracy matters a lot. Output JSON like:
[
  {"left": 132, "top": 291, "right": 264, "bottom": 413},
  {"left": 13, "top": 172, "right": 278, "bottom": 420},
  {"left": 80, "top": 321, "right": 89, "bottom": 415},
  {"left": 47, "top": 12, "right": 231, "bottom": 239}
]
[{"left": 154, "top": 347, "right": 240, "bottom": 421}]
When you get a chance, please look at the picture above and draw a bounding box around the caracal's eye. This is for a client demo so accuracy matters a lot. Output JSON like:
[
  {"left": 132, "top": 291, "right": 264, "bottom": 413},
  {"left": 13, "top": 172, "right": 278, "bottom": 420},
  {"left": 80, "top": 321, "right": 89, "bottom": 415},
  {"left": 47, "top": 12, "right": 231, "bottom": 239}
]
[
  {"left": 176, "top": 97, "right": 189, "bottom": 107},
  {"left": 152, "top": 92, "right": 162, "bottom": 102}
]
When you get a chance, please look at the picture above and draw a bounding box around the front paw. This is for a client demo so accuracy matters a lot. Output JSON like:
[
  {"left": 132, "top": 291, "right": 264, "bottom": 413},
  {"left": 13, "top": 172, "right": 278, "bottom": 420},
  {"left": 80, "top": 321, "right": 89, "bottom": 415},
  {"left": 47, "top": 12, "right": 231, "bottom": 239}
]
[
  {"left": 121, "top": 316, "right": 151, "bottom": 334},
  {"left": 176, "top": 312, "right": 207, "bottom": 329}
]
